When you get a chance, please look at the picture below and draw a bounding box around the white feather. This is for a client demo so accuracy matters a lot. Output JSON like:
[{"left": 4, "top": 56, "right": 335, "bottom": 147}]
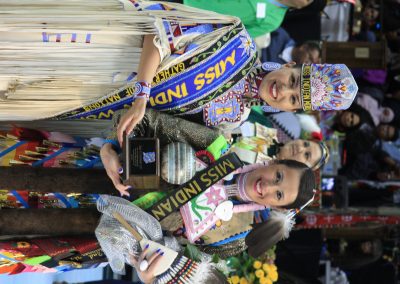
[{"left": 269, "top": 210, "right": 295, "bottom": 239}]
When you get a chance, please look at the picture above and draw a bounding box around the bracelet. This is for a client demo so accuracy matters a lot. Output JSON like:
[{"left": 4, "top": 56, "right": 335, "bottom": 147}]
[
  {"left": 133, "top": 81, "right": 151, "bottom": 101},
  {"left": 102, "top": 139, "right": 121, "bottom": 152}
]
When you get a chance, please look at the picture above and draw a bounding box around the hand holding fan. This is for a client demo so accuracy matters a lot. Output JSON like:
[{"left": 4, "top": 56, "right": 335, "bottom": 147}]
[{"left": 112, "top": 211, "right": 179, "bottom": 276}]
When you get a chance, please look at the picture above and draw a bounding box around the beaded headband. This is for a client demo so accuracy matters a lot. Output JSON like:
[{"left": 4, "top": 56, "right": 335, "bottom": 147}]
[{"left": 312, "top": 141, "right": 330, "bottom": 170}]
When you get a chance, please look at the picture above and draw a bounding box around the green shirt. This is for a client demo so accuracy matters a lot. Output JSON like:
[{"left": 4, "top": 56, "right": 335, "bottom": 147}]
[{"left": 184, "top": 0, "right": 288, "bottom": 38}]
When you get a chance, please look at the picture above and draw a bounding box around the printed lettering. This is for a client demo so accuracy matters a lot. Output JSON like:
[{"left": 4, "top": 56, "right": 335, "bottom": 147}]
[
  {"left": 160, "top": 199, "right": 173, "bottom": 213},
  {"left": 164, "top": 69, "right": 170, "bottom": 78},
  {"left": 126, "top": 87, "right": 134, "bottom": 96},
  {"left": 181, "top": 82, "right": 188, "bottom": 97},
  {"left": 215, "top": 164, "right": 224, "bottom": 176},
  {"left": 149, "top": 97, "right": 156, "bottom": 107},
  {"left": 303, "top": 101, "right": 312, "bottom": 110},
  {"left": 194, "top": 50, "right": 236, "bottom": 90},
  {"left": 200, "top": 173, "right": 212, "bottom": 188},
  {"left": 223, "top": 49, "right": 236, "bottom": 67},
  {"left": 98, "top": 109, "right": 114, "bottom": 119},
  {"left": 183, "top": 183, "right": 199, "bottom": 196},
  {"left": 207, "top": 168, "right": 219, "bottom": 183},
  {"left": 192, "top": 180, "right": 201, "bottom": 193},
  {"left": 154, "top": 92, "right": 168, "bottom": 105},
  {"left": 151, "top": 206, "right": 166, "bottom": 220},
  {"left": 167, "top": 84, "right": 184, "bottom": 102},
  {"left": 170, "top": 195, "right": 179, "bottom": 208},
  {"left": 214, "top": 63, "right": 221, "bottom": 78},
  {"left": 194, "top": 73, "right": 205, "bottom": 90},
  {"left": 220, "top": 160, "right": 235, "bottom": 173},
  {"left": 205, "top": 67, "right": 215, "bottom": 84},
  {"left": 175, "top": 190, "right": 188, "bottom": 204}
]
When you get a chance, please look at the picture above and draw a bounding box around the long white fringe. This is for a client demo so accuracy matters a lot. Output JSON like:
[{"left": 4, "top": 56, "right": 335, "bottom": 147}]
[{"left": 0, "top": 0, "right": 237, "bottom": 121}]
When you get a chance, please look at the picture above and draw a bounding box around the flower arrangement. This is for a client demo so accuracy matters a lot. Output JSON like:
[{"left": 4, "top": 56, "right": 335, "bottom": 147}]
[{"left": 226, "top": 247, "right": 278, "bottom": 284}]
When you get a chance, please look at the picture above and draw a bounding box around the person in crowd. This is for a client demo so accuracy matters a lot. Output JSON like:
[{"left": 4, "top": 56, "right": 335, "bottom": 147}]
[
  {"left": 327, "top": 239, "right": 383, "bottom": 270},
  {"left": 231, "top": 137, "right": 329, "bottom": 170},
  {"left": 261, "top": 27, "right": 321, "bottom": 64},
  {"left": 381, "top": 98, "right": 400, "bottom": 127},
  {"left": 331, "top": 103, "right": 375, "bottom": 133},
  {"left": 339, "top": 125, "right": 400, "bottom": 180},
  {"left": 355, "top": 93, "right": 398, "bottom": 127},
  {"left": 376, "top": 123, "right": 399, "bottom": 142},
  {"left": 183, "top": 0, "right": 315, "bottom": 38}
]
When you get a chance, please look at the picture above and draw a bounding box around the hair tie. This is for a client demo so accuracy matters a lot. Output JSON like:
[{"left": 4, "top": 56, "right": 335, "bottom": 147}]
[{"left": 287, "top": 190, "right": 316, "bottom": 219}]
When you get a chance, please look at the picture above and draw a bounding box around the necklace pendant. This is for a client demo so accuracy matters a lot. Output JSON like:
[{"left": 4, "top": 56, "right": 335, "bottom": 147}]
[{"left": 215, "top": 200, "right": 234, "bottom": 221}]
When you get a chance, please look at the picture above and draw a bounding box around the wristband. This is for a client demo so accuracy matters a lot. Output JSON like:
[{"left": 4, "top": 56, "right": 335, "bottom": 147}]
[{"left": 133, "top": 81, "right": 151, "bottom": 101}]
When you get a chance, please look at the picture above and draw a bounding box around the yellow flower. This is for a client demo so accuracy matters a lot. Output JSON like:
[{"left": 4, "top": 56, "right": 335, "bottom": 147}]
[
  {"left": 255, "top": 269, "right": 265, "bottom": 278},
  {"left": 240, "top": 277, "right": 248, "bottom": 284},
  {"left": 262, "top": 263, "right": 273, "bottom": 273},
  {"left": 253, "top": 260, "right": 262, "bottom": 269},
  {"left": 263, "top": 263, "right": 278, "bottom": 274},
  {"left": 231, "top": 275, "right": 240, "bottom": 284},
  {"left": 267, "top": 270, "right": 278, "bottom": 282},
  {"left": 259, "top": 277, "right": 273, "bottom": 284}
]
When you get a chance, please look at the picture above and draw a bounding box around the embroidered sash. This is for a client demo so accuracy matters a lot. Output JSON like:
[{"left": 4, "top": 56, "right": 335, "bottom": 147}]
[
  {"left": 53, "top": 23, "right": 257, "bottom": 120},
  {"left": 147, "top": 153, "right": 243, "bottom": 222}
]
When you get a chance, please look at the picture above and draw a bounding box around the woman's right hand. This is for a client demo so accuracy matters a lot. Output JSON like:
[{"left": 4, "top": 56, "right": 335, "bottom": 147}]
[
  {"left": 130, "top": 244, "right": 165, "bottom": 284},
  {"left": 117, "top": 98, "right": 147, "bottom": 146},
  {"left": 100, "top": 143, "right": 131, "bottom": 196}
]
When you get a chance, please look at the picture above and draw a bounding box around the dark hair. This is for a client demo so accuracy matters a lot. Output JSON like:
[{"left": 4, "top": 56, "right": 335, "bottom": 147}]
[
  {"left": 274, "top": 159, "right": 316, "bottom": 209},
  {"left": 302, "top": 41, "right": 321, "bottom": 53},
  {"left": 333, "top": 103, "right": 375, "bottom": 132}
]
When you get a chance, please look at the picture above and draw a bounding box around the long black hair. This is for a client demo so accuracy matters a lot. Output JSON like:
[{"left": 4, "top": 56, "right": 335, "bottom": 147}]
[
  {"left": 245, "top": 160, "right": 316, "bottom": 258},
  {"left": 333, "top": 103, "right": 375, "bottom": 132}
]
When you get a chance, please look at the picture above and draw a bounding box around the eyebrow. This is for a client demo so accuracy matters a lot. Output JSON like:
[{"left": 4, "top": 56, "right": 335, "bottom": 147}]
[
  {"left": 295, "top": 72, "right": 300, "bottom": 89},
  {"left": 278, "top": 170, "right": 285, "bottom": 200},
  {"left": 294, "top": 72, "right": 301, "bottom": 107}
]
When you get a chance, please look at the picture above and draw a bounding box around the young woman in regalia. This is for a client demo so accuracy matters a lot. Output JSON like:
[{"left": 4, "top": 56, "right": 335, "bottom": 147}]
[
  {"left": 96, "top": 108, "right": 326, "bottom": 284},
  {"left": 1, "top": 0, "right": 358, "bottom": 141}
]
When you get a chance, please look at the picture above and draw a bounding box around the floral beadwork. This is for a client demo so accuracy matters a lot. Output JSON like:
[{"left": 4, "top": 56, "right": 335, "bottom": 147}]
[
  {"left": 238, "top": 30, "right": 256, "bottom": 57},
  {"left": 302, "top": 64, "right": 358, "bottom": 111}
]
